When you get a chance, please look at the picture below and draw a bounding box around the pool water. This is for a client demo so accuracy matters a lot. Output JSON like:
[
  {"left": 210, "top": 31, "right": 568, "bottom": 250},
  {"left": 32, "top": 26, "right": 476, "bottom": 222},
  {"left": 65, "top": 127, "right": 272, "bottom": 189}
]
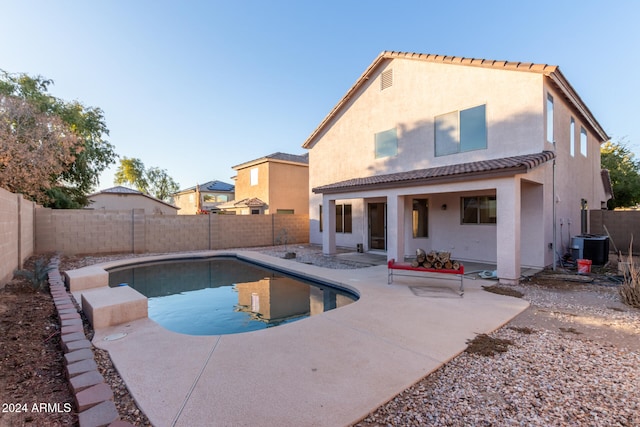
[{"left": 108, "top": 257, "right": 357, "bottom": 335}]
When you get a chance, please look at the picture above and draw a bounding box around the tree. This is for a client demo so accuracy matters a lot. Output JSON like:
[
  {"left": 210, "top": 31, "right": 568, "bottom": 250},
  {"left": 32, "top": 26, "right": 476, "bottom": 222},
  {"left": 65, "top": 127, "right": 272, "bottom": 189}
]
[
  {"left": 601, "top": 139, "right": 640, "bottom": 209},
  {"left": 114, "top": 157, "right": 179, "bottom": 202},
  {"left": 0, "top": 70, "right": 117, "bottom": 207},
  {"left": 146, "top": 167, "right": 180, "bottom": 202},
  {"left": 0, "top": 95, "right": 84, "bottom": 204},
  {"left": 114, "top": 157, "right": 148, "bottom": 193}
]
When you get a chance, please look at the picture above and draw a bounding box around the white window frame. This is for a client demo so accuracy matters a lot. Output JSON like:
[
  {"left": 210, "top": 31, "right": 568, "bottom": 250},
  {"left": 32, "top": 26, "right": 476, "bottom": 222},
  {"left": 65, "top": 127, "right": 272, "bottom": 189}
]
[
  {"left": 570, "top": 117, "right": 575, "bottom": 157},
  {"left": 547, "top": 94, "right": 554, "bottom": 144}
]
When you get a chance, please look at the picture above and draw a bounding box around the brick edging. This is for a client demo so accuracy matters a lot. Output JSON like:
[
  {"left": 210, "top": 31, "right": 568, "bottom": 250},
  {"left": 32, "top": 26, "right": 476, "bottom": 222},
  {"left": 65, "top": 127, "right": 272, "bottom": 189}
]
[{"left": 47, "top": 256, "right": 135, "bottom": 427}]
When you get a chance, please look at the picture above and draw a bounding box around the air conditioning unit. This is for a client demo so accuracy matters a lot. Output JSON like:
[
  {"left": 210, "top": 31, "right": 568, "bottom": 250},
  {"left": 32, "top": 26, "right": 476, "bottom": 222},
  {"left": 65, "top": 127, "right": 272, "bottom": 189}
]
[{"left": 571, "top": 235, "right": 609, "bottom": 266}]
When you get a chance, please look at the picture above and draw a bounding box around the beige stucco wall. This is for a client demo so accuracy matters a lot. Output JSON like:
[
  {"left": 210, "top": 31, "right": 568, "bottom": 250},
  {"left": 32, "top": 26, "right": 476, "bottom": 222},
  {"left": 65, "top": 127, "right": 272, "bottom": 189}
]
[
  {"left": 235, "top": 162, "right": 270, "bottom": 209},
  {"left": 544, "top": 80, "right": 608, "bottom": 248},
  {"left": 308, "top": 59, "right": 544, "bottom": 193},
  {"left": 307, "top": 57, "right": 607, "bottom": 270},
  {"left": 0, "top": 188, "right": 36, "bottom": 286},
  {"left": 268, "top": 162, "right": 309, "bottom": 214},
  {"left": 89, "top": 193, "right": 178, "bottom": 215},
  {"left": 173, "top": 192, "right": 197, "bottom": 215}
]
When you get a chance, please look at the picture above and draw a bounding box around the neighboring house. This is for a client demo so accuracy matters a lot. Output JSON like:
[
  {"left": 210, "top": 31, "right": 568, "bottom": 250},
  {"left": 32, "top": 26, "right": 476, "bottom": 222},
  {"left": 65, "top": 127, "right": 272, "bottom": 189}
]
[
  {"left": 88, "top": 186, "right": 179, "bottom": 215},
  {"left": 218, "top": 152, "right": 309, "bottom": 215},
  {"left": 302, "top": 51, "right": 610, "bottom": 284},
  {"left": 173, "top": 180, "right": 235, "bottom": 215}
]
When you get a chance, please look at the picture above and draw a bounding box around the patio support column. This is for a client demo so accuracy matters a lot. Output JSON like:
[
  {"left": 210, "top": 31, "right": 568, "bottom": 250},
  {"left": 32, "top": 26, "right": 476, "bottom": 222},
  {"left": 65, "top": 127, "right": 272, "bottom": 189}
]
[
  {"left": 496, "top": 178, "right": 521, "bottom": 284},
  {"left": 322, "top": 196, "right": 336, "bottom": 255},
  {"left": 386, "top": 194, "right": 405, "bottom": 262}
]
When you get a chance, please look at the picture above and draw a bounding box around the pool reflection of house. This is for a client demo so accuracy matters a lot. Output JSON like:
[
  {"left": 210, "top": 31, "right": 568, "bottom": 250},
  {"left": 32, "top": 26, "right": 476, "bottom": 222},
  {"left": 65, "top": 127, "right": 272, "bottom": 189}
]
[{"left": 235, "top": 277, "right": 353, "bottom": 323}]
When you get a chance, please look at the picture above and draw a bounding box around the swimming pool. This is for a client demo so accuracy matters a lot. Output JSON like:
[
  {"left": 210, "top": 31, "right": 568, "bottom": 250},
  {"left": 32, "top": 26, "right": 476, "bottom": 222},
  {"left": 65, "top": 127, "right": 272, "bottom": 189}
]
[{"left": 107, "top": 257, "right": 357, "bottom": 335}]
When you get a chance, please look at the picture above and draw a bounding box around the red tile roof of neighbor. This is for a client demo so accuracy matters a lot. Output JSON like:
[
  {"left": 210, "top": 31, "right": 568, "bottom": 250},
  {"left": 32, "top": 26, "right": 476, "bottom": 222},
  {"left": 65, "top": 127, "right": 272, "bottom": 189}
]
[{"left": 312, "top": 151, "right": 556, "bottom": 194}]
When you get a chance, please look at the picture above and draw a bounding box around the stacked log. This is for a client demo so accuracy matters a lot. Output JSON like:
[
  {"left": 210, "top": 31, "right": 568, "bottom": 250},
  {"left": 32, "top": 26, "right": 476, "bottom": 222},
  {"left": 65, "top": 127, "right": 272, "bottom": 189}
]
[{"left": 411, "top": 249, "right": 460, "bottom": 271}]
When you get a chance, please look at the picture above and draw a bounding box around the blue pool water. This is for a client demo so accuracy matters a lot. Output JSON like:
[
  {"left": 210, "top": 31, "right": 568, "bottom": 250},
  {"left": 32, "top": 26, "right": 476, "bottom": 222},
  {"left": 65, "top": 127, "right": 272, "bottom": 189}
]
[{"left": 108, "top": 257, "right": 357, "bottom": 335}]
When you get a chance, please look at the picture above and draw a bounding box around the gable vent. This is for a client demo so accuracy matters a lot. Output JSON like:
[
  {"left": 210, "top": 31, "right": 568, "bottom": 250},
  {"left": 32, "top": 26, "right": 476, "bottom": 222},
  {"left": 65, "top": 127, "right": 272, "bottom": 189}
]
[{"left": 380, "top": 69, "right": 393, "bottom": 90}]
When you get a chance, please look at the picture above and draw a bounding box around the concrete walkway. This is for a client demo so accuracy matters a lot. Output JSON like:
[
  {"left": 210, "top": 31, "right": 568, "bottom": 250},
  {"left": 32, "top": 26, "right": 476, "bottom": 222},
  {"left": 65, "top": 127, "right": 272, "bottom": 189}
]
[{"left": 90, "top": 251, "right": 529, "bottom": 427}]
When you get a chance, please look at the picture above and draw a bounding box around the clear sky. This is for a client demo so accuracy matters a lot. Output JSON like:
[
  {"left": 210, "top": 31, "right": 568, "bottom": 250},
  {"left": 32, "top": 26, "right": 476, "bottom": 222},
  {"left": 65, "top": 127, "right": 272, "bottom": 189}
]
[{"left": 2, "top": 0, "right": 639, "bottom": 192}]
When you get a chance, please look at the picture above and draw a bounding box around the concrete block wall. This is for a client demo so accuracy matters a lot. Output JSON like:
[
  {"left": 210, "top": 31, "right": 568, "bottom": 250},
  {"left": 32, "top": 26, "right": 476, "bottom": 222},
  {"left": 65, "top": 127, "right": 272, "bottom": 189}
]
[
  {"left": 36, "top": 209, "right": 134, "bottom": 254},
  {"left": 0, "top": 187, "right": 36, "bottom": 286},
  {"left": 35, "top": 210, "right": 310, "bottom": 255},
  {"left": 145, "top": 214, "right": 210, "bottom": 252},
  {"left": 273, "top": 214, "right": 309, "bottom": 244},
  {"left": 214, "top": 214, "right": 274, "bottom": 249},
  {"left": 19, "top": 196, "right": 35, "bottom": 267},
  {"left": 590, "top": 210, "right": 640, "bottom": 254}
]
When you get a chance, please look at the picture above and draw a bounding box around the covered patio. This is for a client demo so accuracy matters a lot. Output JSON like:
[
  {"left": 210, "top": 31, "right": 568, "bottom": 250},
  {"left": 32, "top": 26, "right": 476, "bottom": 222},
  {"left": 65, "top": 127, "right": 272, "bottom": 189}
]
[{"left": 313, "top": 152, "right": 555, "bottom": 285}]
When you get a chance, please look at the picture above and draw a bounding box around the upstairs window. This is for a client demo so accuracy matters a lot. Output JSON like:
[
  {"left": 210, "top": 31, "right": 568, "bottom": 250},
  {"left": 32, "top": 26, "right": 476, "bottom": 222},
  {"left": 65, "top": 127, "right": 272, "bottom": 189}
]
[
  {"left": 374, "top": 128, "right": 398, "bottom": 159},
  {"left": 250, "top": 168, "right": 258, "bottom": 186},
  {"left": 547, "top": 94, "right": 554, "bottom": 144},
  {"left": 570, "top": 117, "right": 575, "bottom": 157},
  {"left": 461, "top": 196, "right": 496, "bottom": 224},
  {"left": 435, "top": 104, "right": 487, "bottom": 156},
  {"left": 580, "top": 127, "right": 587, "bottom": 157}
]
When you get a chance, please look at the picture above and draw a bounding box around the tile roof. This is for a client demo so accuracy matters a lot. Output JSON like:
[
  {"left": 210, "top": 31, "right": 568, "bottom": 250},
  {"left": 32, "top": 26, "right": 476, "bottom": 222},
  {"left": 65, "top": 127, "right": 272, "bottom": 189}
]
[
  {"left": 93, "top": 186, "right": 143, "bottom": 195},
  {"left": 232, "top": 152, "right": 308, "bottom": 169},
  {"left": 302, "top": 51, "right": 608, "bottom": 149},
  {"left": 88, "top": 186, "right": 179, "bottom": 209},
  {"left": 177, "top": 180, "right": 235, "bottom": 194},
  {"left": 216, "top": 197, "right": 266, "bottom": 209},
  {"left": 312, "top": 151, "right": 556, "bottom": 194}
]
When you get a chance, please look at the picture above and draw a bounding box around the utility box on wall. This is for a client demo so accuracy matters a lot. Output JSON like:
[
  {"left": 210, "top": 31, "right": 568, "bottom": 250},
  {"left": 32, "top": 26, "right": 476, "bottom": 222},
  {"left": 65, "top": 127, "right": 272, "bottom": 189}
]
[{"left": 571, "top": 235, "right": 610, "bottom": 266}]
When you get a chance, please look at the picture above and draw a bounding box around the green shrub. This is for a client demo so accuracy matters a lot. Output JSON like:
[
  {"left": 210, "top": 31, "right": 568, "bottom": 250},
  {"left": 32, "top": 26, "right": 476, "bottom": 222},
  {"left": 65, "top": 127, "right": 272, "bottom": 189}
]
[{"left": 13, "top": 258, "right": 53, "bottom": 291}]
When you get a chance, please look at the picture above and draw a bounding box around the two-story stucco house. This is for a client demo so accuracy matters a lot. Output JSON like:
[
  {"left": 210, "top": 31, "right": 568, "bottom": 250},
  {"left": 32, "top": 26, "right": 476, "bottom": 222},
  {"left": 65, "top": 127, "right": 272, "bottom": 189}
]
[
  {"left": 173, "top": 180, "right": 235, "bottom": 215},
  {"left": 218, "top": 152, "right": 309, "bottom": 215},
  {"left": 303, "top": 51, "right": 610, "bottom": 284}
]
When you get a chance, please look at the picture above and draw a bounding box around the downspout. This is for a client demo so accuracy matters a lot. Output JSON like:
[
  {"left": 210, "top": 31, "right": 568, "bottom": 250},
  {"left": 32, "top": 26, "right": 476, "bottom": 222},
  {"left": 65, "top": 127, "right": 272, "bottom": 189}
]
[{"left": 552, "top": 159, "right": 557, "bottom": 271}]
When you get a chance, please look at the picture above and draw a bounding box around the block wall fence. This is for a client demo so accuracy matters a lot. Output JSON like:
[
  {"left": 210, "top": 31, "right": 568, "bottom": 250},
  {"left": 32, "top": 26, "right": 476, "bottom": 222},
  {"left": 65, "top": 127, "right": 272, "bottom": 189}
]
[
  {"left": 34, "top": 208, "right": 309, "bottom": 255},
  {"left": 0, "top": 187, "right": 36, "bottom": 285},
  {"left": 5, "top": 184, "right": 640, "bottom": 287},
  {"left": 589, "top": 210, "right": 640, "bottom": 254}
]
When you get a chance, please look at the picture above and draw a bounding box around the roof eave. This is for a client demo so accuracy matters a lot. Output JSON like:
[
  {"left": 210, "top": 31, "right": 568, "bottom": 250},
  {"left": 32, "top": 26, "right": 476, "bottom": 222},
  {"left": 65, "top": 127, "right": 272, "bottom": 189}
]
[
  {"left": 547, "top": 70, "right": 609, "bottom": 142},
  {"left": 312, "top": 166, "right": 529, "bottom": 194},
  {"left": 233, "top": 158, "right": 308, "bottom": 170},
  {"left": 302, "top": 51, "right": 390, "bottom": 149}
]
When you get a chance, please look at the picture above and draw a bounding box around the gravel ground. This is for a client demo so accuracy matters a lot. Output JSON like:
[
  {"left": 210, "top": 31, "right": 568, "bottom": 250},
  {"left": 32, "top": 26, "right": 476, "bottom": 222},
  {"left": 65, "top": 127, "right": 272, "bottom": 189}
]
[
  {"left": 60, "top": 246, "right": 640, "bottom": 427},
  {"left": 354, "top": 275, "right": 640, "bottom": 426}
]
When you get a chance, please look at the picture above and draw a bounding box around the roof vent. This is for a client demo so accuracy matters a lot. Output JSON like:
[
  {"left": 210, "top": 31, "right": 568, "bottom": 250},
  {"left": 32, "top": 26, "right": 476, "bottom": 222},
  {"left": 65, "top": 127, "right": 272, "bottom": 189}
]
[{"left": 381, "top": 69, "right": 393, "bottom": 90}]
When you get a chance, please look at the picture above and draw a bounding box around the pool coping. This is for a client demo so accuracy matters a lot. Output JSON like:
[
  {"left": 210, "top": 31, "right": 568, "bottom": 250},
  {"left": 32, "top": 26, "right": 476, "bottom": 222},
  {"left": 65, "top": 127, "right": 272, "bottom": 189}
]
[{"left": 66, "top": 250, "right": 530, "bottom": 426}]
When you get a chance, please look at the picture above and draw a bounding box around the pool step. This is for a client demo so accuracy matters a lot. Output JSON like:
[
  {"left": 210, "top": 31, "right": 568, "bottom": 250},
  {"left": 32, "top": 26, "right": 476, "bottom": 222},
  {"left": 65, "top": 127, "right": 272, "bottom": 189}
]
[{"left": 81, "top": 286, "right": 148, "bottom": 329}]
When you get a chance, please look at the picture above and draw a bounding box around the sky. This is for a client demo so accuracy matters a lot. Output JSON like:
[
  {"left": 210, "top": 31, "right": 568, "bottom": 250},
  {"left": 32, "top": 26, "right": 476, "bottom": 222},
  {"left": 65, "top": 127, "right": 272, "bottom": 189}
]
[{"left": 1, "top": 0, "right": 639, "bottom": 192}]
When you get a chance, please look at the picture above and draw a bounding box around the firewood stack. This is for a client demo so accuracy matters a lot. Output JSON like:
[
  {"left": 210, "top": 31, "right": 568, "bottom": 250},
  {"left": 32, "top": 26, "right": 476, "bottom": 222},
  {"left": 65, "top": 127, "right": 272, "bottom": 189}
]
[{"left": 411, "top": 249, "right": 460, "bottom": 270}]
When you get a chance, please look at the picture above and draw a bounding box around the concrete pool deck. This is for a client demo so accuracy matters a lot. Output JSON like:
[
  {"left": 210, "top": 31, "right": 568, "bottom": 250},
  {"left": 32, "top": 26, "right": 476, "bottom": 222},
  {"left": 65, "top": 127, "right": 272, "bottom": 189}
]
[{"left": 81, "top": 251, "right": 529, "bottom": 427}]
